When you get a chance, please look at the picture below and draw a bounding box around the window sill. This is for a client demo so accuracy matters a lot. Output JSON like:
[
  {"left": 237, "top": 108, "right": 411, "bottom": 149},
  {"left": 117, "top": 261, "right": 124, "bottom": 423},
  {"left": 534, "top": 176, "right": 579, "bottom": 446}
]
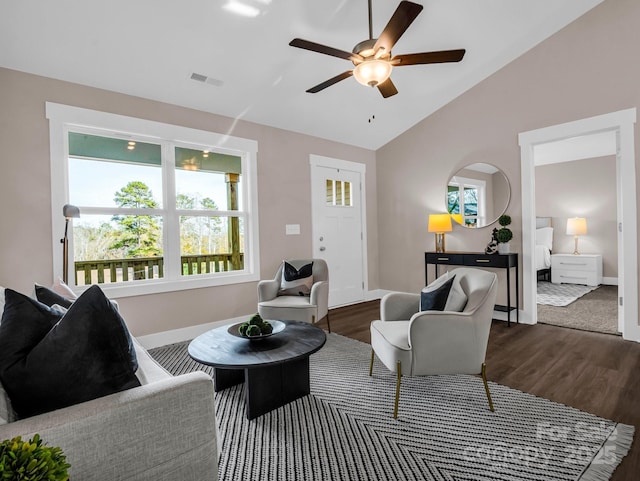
[{"left": 72, "top": 271, "right": 260, "bottom": 299}]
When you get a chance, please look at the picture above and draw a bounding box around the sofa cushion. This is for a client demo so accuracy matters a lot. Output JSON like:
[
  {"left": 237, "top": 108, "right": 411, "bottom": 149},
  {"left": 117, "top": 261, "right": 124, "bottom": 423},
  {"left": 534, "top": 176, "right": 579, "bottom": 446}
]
[
  {"left": 0, "top": 285, "right": 140, "bottom": 419},
  {"left": 35, "top": 284, "right": 74, "bottom": 308},
  {"left": 279, "top": 261, "right": 313, "bottom": 296}
]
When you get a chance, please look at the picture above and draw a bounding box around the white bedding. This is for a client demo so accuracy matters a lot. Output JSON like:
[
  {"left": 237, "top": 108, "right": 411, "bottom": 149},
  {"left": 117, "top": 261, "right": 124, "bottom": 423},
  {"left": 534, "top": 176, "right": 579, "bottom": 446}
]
[
  {"left": 535, "top": 225, "right": 553, "bottom": 270},
  {"left": 535, "top": 244, "right": 551, "bottom": 270}
]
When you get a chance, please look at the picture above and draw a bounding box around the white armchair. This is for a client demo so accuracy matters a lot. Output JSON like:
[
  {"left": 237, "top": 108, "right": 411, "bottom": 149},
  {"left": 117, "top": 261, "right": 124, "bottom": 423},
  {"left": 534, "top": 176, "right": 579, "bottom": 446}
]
[
  {"left": 257, "top": 259, "right": 331, "bottom": 332},
  {"left": 369, "top": 267, "right": 498, "bottom": 418}
]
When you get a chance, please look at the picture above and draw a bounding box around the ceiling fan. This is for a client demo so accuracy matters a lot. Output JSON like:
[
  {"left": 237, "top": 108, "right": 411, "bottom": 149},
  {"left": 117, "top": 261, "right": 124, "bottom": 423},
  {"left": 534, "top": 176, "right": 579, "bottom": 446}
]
[{"left": 289, "top": 0, "right": 466, "bottom": 98}]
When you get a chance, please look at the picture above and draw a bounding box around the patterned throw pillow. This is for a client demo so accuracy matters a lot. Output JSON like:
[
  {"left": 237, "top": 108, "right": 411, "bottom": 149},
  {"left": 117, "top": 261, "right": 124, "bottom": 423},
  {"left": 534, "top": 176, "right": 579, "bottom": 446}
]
[{"left": 279, "top": 261, "right": 314, "bottom": 296}]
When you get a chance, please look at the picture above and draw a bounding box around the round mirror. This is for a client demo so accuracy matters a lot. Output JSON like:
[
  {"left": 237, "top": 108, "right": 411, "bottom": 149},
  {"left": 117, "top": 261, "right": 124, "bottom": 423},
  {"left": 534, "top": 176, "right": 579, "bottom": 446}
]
[{"left": 447, "top": 163, "right": 510, "bottom": 228}]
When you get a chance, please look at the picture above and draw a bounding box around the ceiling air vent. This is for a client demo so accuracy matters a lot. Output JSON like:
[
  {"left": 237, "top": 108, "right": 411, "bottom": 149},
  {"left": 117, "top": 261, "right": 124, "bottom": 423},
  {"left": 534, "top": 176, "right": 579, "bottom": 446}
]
[{"left": 190, "top": 72, "right": 224, "bottom": 87}]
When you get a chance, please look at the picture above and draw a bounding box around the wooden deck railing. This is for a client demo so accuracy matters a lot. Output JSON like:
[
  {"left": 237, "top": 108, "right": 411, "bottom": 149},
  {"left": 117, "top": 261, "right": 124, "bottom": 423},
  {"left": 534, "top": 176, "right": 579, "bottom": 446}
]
[{"left": 74, "top": 253, "right": 244, "bottom": 285}]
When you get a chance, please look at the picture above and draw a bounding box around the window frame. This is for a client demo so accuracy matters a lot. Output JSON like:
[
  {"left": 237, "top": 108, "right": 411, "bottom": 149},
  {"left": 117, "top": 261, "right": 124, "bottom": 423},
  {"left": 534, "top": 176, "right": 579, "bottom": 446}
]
[
  {"left": 448, "top": 175, "right": 486, "bottom": 227},
  {"left": 47, "top": 102, "right": 260, "bottom": 298}
]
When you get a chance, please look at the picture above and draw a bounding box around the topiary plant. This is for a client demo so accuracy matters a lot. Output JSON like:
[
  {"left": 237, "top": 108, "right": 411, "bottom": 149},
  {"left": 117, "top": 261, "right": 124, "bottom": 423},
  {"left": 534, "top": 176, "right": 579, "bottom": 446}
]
[
  {"left": 0, "top": 434, "right": 70, "bottom": 481},
  {"left": 496, "top": 214, "right": 513, "bottom": 245},
  {"left": 496, "top": 227, "right": 513, "bottom": 243}
]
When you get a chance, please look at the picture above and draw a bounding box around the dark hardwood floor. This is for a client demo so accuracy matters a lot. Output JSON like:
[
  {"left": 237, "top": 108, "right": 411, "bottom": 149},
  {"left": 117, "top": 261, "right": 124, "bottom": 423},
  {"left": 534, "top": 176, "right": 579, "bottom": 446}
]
[{"left": 322, "top": 300, "right": 640, "bottom": 481}]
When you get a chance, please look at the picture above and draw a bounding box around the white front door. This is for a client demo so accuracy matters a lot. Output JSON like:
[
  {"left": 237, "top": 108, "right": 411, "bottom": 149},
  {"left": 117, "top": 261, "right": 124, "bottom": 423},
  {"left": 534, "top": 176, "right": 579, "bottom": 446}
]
[{"left": 310, "top": 156, "right": 366, "bottom": 307}]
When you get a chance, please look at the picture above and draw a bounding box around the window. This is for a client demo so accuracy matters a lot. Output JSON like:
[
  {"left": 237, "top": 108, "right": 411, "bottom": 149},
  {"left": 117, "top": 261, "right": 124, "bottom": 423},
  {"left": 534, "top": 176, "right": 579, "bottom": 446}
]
[
  {"left": 325, "top": 179, "right": 352, "bottom": 207},
  {"left": 447, "top": 176, "right": 486, "bottom": 227},
  {"left": 47, "top": 103, "right": 259, "bottom": 297}
]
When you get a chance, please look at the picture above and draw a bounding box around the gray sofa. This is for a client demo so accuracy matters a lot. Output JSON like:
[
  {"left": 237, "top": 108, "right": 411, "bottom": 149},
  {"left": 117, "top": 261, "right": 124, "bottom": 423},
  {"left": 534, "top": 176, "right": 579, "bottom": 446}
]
[{"left": 0, "top": 337, "right": 219, "bottom": 480}]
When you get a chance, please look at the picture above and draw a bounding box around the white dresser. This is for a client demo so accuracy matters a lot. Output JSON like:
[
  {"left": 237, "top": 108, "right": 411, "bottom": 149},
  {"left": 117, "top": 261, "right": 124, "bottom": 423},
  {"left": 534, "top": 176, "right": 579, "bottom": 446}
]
[{"left": 551, "top": 254, "right": 602, "bottom": 286}]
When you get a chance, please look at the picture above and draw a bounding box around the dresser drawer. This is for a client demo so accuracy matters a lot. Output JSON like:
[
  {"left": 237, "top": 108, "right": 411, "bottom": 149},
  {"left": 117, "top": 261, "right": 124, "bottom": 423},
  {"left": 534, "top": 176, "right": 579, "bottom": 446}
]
[
  {"left": 550, "top": 254, "right": 602, "bottom": 286},
  {"left": 552, "top": 270, "right": 600, "bottom": 286},
  {"left": 551, "top": 256, "right": 599, "bottom": 272},
  {"left": 425, "top": 253, "right": 464, "bottom": 265}
]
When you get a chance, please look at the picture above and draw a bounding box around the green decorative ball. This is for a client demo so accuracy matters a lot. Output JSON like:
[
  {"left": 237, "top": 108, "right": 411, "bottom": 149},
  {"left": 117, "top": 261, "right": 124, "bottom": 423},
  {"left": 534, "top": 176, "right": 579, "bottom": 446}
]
[
  {"left": 0, "top": 434, "right": 70, "bottom": 481},
  {"left": 238, "top": 323, "right": 249, "bottom": 336},
  {"left": 248, "top": 313, "right": 263, "bottom": 326},
  {"left": 246, "top": 325, "right": 261, "bottom": 337},
  {"left": 260, "top": 322, "right": 273, "bottom": 335}
]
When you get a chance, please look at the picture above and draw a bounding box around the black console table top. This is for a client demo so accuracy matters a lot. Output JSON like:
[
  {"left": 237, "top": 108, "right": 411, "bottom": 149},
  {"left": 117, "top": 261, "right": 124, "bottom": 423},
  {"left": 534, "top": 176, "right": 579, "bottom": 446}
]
[{"left": 425, "top": 251, "right": 519, "bottom": 326}]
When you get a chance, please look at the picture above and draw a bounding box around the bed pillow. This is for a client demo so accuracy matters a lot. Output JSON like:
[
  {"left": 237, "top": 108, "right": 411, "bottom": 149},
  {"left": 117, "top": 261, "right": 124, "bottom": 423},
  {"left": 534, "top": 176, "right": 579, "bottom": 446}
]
[
  {"left": 0, "top": 285, "right": 140, "bottom": 419},
  {"left": 279, "top": 261, "right": 314, "bottom": 296},
  {"left": 536, "top": 227, "right": 554, "bottom": 251}
]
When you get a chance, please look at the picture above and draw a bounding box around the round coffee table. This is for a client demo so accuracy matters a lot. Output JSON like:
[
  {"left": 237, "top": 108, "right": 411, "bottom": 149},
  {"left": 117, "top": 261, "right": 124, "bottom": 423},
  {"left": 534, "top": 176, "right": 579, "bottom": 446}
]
[{"left": 188, "top": 320, "right": 326, "bottom": 420}]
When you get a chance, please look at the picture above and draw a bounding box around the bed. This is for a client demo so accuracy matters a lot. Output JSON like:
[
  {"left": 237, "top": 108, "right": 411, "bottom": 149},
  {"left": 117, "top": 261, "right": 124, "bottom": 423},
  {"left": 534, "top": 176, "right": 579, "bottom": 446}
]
[{"left": 536, "top": 217, "right": 553, "bottom": 281}]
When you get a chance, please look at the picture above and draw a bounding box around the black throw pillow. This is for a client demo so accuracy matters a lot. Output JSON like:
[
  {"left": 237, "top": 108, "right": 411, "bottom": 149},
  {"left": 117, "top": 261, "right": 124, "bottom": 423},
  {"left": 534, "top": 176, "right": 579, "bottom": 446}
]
[
  {"left": 279, "top": 261, "right": 314, "bottom": 296},
  {"left": 35, "top": 284, "right": 74, "bottom": 309},
  {"left": 0, "top": 285, "right": 140, "bottom": 419},
  {"left": 420, "top": 275, "right": 456, "bottom": 311}
]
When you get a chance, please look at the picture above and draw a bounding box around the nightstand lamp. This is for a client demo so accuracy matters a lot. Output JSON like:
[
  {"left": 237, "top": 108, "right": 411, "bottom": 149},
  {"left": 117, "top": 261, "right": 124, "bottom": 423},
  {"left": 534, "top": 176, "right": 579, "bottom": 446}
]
[
  {"left": 428, "top": 214, "right": 452, "bottom": 253},
  {"left": 566, "top": 217, "right": 587, "bottom": 255}
]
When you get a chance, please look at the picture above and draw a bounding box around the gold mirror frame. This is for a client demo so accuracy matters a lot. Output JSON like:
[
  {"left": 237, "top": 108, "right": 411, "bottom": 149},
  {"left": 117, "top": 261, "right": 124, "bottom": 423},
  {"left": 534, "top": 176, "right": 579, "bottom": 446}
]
[{"left": 447, "top": 163, "right": 510, "bottom": 228}]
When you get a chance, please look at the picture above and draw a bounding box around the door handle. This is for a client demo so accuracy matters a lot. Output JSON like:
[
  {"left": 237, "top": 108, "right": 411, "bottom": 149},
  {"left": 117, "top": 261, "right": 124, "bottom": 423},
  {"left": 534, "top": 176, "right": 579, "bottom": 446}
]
[{"left": 319, "top": 247, "right": 326, "bottom": 251}]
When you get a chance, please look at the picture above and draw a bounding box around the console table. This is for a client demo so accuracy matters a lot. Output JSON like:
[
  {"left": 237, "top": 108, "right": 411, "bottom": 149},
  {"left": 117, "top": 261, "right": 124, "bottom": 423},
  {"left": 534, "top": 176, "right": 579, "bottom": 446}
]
[{"left": 425, "top": 252, "right": 519, "bottom": 326}]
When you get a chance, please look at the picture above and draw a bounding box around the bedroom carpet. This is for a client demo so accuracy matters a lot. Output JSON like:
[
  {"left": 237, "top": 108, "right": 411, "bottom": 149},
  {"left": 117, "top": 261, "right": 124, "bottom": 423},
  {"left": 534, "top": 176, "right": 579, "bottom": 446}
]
[
  {"left": 149, "top": 333, "right": 633, "bottom": 481},
  {"left": 537, "top": 284, "right": 618, "bottom": 335}
]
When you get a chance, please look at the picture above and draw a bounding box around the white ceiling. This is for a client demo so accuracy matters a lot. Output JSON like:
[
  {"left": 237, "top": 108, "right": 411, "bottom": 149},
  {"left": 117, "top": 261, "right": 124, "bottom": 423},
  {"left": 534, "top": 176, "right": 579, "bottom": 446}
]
[{"left": 0, "top": 0, "right": 603, "bottom": 150}]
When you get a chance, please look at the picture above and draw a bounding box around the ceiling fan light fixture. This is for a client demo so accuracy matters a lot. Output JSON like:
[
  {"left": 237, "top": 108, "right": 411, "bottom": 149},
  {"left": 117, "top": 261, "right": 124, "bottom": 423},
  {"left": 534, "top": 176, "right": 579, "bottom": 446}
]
[{"left": 353, "top": 58, "right": 393, "bottom": 87}]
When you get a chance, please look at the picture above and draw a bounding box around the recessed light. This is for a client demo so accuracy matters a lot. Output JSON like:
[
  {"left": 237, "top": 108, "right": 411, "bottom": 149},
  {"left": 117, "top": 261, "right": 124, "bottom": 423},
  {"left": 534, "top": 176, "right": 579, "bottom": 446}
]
[
  {"left": 223, "top": 1, "right": 260, "bottom": 17},
  {"left": 128, "top": 141, "right": 136, "bottom": 146}
]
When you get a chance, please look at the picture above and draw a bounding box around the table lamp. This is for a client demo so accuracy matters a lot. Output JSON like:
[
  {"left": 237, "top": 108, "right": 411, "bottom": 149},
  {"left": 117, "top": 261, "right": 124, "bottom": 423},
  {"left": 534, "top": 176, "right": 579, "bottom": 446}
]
[
  {"left": 428, "top": 214, "right": 453, "bottom": 253},
  {"left": 566, "top": 217, "right": 587, "bottom": 255},
  {"left": 61, "top": 204, "right": 80, "bottom": 283}
]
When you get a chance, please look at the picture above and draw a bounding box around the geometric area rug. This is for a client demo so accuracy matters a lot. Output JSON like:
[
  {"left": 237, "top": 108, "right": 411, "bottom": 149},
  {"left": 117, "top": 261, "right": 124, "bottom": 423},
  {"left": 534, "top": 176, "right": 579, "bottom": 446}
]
[
  {"left": 149, "top": 333, "right": 633, "bottom": 481},
  {"left": 537, "top": 281, "right": 599, "bottom": 307}
]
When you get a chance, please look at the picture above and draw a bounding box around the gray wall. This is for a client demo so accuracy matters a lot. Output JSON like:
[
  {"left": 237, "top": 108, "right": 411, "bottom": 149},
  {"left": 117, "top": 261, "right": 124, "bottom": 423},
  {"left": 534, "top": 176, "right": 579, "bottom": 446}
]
[
  {"left": 376, "top": 0, "right": 640, "bottom": 314},
  {"left": 535, "top": 156, "right": 617, "bottom": 279},
  {"left": 0, "top": 67, "right": 378, "bottom": 337}
]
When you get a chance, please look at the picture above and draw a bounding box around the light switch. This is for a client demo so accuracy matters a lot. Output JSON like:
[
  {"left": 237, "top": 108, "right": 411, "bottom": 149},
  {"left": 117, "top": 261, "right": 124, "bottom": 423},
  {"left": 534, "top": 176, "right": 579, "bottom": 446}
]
[{"left": 285, "top": 224, "right": 301, "bottom": 235}]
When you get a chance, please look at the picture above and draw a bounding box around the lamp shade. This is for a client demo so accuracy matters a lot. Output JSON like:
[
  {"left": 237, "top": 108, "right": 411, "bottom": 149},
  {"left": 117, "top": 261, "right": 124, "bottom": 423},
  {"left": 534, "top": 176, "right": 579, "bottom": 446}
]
[
  {"left": 566, "top": 217, "right": 587, "bottom": 236},
  {"left": 353, "top": 59, "right": 393, "bottom": 87},
  {"left": 63, "top": 204, "right": 80, "bottom": 219},
  {"left": 428, "top": 214, "right": 453, "bottom": 233}
]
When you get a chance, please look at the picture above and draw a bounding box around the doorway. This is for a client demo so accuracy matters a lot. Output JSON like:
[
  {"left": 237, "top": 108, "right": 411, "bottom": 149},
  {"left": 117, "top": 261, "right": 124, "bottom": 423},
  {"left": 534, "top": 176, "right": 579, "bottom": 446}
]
[
  {"left": 310, "top": 155, "right": 367, "bottom": 307},
  {"left": 519, "top": 108, "right": 639, "bottom": 342}
]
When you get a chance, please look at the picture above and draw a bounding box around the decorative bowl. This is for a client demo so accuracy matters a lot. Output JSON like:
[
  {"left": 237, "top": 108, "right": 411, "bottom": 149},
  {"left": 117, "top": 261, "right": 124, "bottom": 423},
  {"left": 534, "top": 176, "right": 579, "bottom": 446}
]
[{"left": 227, "top": 320, "right": 286, "bottom": 340}]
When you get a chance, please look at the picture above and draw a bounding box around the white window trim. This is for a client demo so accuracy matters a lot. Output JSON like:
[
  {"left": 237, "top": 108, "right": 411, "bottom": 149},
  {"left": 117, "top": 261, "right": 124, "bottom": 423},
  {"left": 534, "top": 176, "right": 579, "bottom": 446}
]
[
  {"left": 46, "top": 102, "right": 260, "bottom": 298},
  {"left": 449, "top": 175, "right": 486, "bottom": 226}
]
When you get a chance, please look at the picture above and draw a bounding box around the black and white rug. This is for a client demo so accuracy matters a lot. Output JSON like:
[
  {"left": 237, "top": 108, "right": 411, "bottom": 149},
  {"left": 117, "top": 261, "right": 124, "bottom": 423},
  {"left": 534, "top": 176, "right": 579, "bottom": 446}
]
[
  {"left": 149, "top": 333, "right": 633, "bottom": 481},
  {"left": 537, "top": 281, "right": 599, "bottom": 307}
]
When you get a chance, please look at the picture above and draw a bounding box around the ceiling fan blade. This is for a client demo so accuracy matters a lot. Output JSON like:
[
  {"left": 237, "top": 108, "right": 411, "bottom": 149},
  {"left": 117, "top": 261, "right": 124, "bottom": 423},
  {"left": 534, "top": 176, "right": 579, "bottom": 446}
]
[
  {"left": 391, "top": 49, "right": 466, "bottom": 66},
  {"left": 373, "top": 1, "right": 423, "bottom": 55},
  {"left": 306, "top": 71, "right": 354, "bottom": 93},
  {"left": 290, "top": 38, "right": 363, "bottom": 62},
  {"left": 377, "top": 78, "right": 398, "bottom": 98}
]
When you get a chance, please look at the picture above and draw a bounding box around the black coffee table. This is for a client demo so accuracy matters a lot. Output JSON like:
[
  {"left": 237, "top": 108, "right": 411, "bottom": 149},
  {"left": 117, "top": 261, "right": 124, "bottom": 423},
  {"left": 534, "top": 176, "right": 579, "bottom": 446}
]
[{"left": 188, "top": 320, "right": 326, "bottom": 420}]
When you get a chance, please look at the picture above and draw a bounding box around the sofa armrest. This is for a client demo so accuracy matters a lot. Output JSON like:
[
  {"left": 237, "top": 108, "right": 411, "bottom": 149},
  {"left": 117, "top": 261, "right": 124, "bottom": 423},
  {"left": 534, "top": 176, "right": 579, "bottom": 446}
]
[
  {"left": 310, "top": 280, "right": 328, "bottom": 319},
  {"left": 257, "top": 279, "right": 279, "bottom": 302},
  {"left": 0, "top": 372, "right": 218, "bottom": 481},
  {"left": 381, "top": 292, "right": 420, "bottom": 321}
]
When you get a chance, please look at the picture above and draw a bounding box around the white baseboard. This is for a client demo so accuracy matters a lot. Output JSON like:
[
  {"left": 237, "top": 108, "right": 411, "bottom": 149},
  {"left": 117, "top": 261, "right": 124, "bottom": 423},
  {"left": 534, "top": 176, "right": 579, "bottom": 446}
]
[
  {"left": 137, "top": 315, "right": 246, "bottom": 350},
  {"left": 602, "top": 277, "right": 618, "bottom": 286},
  {"left": 139, "top": 289, "right": 388, "bottom": 349}
]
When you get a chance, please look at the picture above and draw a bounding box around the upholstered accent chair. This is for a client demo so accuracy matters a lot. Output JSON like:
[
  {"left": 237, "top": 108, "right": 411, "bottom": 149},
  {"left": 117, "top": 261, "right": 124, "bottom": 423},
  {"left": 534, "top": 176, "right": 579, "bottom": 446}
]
[
  {"left": 257, "top": 259, "right": 331, "bottom": 332},
  {"left": 369, "top": 267, "right": 498, "bottom": 418}
]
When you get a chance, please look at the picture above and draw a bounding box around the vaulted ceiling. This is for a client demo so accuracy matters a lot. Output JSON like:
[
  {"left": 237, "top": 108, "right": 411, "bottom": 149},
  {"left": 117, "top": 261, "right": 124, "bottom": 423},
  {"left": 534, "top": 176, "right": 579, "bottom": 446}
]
[{"left": 0, "top": 0, "right": 603, "bottom": 150}]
